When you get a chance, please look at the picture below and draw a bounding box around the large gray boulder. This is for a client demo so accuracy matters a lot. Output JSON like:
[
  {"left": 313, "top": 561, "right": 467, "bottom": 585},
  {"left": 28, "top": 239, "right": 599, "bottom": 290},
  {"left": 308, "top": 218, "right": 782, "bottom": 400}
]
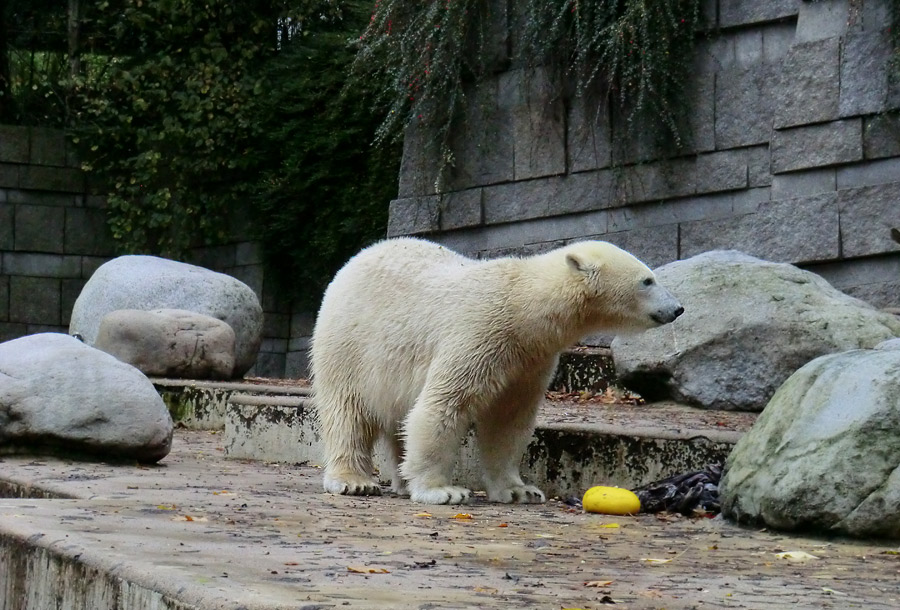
[
  {"left": 612, "top": 251, "right": 900, "bottom": 411},
  {"left": 0, "top": 333, "right": 173, "bottom": 463},
  {"left": 95, "top": 308, "right": 236, "bottom": 380},
  {"left": 70, "top": 255, "right": 263, "bottom": 377},
  {"left": 721, "top": 349, "right": 900, "bottom": 538}
]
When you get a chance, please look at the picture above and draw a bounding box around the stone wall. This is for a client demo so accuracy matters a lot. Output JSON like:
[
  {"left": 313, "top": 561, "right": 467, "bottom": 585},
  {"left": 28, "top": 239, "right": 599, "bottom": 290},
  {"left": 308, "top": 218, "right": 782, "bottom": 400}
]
[
  {"left": 0, "top": 125, "right": 311, "bottom": 378},
  {"left": 389, "top": 0, "right": 900, "bottom": 309}
]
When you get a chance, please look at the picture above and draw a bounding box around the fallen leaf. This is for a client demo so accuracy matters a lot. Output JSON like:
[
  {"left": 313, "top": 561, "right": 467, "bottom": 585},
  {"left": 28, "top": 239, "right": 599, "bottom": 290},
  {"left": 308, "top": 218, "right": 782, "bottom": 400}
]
[
  {"left": 414, "top": 512, "right": 433, "bottom": 518},
  {"left": 451, "top": 513, "right": 473, "bottom": 520},
  {"left": 347, "top": 566, "right": 390, "bottom": 574},
  {"left": 284, "top": 562, "right": 300, "bottom": 566},
  {"left": 474, "top": 586, "right": 498, "bottom": 594},
  {"left": 498, "top": 523, "right": 508, "bottom": 527},
  {"left": 171, "top": 515, "right": 208, "bottom": 522},
  {"left": 775, "top": 551, "right": 819, "bottom": 561},
  {"left": 584, "top": 580, "right": 614, "bottom": 587},
  {"left": 535, "top": 533, "right": 555, "bottom": 538},
  {"left": 641, "top": 557, "right": 673, "bottom": 564},
  {"left": 881, "top": 550, "right": 900, "bottom": 555},
  {"left": 156, "top": 504, "right": 176, "bottom": 510},
  {"left": 598, "top": 523, "right": 620, "bottom": 529}
]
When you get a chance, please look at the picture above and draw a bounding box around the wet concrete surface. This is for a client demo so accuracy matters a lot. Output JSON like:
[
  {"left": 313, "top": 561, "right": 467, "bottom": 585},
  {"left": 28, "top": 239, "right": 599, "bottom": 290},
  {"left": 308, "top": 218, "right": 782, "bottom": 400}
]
[{"left": 1, "top": 430, "right": 899, "bottom": 609}]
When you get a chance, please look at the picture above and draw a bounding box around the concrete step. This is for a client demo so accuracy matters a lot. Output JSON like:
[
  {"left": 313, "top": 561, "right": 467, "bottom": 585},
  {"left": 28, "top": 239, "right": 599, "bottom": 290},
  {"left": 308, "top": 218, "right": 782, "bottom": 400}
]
[
  {"left": 154, "top": 378, "right": 755, "bottom": 500},
  {"left": 155, "top": 378, "right": 309, "bottom": 430}
]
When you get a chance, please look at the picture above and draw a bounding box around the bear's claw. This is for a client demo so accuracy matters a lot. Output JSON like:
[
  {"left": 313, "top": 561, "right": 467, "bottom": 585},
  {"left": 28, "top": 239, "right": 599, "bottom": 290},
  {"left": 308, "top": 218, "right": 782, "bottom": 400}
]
[
  {"left": 489, "top": 485, "right": 546, "bottom": 504},
  {"left": 324, "top": 475, "right": 382, "bottom": 496}
]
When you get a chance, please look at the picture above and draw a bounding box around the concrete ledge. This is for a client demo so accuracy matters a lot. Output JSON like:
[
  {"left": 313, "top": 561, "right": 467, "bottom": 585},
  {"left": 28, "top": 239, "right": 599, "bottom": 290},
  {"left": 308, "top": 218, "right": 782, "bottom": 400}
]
[
  {"left": 224, "top": 397, "right": 741, "bottom": 498},
  {"left": 154, "top": 378, "right": 309, "bottom": 430},
  {"left": 0, "top": 521, "right": 202, "bottom": 610}
]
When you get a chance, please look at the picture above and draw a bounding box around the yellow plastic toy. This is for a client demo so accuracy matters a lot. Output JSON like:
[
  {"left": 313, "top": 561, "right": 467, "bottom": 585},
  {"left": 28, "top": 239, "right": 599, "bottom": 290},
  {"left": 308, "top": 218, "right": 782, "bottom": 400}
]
[{"left": 582, "top": 486, "right": 641, "bottom": 515}]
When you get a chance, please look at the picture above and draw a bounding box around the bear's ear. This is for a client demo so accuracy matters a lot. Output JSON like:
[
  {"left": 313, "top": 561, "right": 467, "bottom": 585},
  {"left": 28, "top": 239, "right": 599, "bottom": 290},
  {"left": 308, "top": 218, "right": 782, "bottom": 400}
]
[
  {"left": 565, "top": 253, "right": 584, "bottom": 273},
  {"left": 566, "top": 253, "right": 603, "bottom": 276}
]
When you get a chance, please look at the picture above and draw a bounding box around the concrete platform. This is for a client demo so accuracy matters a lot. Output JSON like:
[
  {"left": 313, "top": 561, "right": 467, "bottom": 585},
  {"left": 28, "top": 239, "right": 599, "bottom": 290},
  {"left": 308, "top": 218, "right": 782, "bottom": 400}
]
[{"left": 2, "top": 430, "right": 899, "bottom": 609}]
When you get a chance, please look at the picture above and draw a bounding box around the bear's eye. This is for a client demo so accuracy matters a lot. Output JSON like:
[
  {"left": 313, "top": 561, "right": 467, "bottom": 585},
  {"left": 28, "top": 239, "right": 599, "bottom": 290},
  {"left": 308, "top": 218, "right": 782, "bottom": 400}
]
[{"left": 642, "top": 278, "right": 654, "bottom": 287}]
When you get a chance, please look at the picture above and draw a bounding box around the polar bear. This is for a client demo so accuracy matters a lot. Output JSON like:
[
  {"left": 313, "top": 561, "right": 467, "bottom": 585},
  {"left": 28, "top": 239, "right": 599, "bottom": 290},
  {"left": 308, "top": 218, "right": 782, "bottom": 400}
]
[{"left": 311, "top": 238, "right": 683, "bottom": 504}]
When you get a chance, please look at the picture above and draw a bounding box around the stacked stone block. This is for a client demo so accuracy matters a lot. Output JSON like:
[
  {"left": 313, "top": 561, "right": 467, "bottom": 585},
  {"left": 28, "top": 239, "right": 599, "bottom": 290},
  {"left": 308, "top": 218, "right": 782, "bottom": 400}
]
[
  {"left": 388, "top": 0, "right": 900, "bottom": 308},
  {"left": 0, "top": 125, "right": 110, "bottom": 342}
]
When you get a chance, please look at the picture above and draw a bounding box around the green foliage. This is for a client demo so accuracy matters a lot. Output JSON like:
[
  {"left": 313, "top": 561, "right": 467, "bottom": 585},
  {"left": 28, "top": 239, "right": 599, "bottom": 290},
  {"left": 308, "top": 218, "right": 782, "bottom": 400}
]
[
  {"left": 346, "top": 0, "right": 492, "bottom": 174},
  {"left": 71, "top": 0, "right": 278, "bottom": 255},
  {"left": 249, "top": 1, "right": 400, "bottom": 306},
  {"left": 521, "top": 0, "right": 702, "bottom": 147},
  {"left": 349, "top": 0, "right": 703, "bottom": 189}
]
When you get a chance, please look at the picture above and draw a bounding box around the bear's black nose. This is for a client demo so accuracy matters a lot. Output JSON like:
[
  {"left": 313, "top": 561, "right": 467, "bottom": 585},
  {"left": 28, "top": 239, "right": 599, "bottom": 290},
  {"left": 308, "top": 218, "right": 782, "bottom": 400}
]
[{"left": 674, "top": 306, "right": 685, "bottom": 319}]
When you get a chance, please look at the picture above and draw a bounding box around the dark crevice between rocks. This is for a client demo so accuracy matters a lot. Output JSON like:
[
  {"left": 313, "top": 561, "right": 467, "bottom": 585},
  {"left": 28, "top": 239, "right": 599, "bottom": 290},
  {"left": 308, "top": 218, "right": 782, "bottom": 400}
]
[{"left": 617, "top": 369, "right": 675, "bottom": 403}]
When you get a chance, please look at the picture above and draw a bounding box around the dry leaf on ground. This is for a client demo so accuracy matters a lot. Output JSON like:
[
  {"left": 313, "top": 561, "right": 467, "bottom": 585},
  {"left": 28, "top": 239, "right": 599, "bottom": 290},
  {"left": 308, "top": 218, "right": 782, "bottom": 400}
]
[
  {"left": 584, "top": 580, "right": 614, "bottom": 587},
  {"left": 347, "top": 566, "right": 390, "bottom": 574}
]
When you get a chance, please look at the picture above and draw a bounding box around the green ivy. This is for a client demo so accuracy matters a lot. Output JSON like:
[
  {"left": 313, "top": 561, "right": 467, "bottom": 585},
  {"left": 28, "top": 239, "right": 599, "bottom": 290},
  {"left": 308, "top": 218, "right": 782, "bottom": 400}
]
[
  {"left": 72, "top": 0, "right": 344, "bottom": 257},
  {"left": 346, "top": 0, "right": 492, "bottom": 185},
  {"left": 521, "top": 0, "right": 701, "bottom": 147},
  {"left": 349, "top": 0, "right": 702, "bottom": 191}
]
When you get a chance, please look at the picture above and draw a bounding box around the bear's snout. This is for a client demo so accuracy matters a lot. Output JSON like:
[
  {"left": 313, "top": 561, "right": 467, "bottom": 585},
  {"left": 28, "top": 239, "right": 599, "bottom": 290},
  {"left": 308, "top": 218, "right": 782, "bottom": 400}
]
[
  {"left": 649, "top": 290, "right": 684, "bottom": 325},
  {"left": 651, "top": 305, "right": 683, "bottom": 325}
]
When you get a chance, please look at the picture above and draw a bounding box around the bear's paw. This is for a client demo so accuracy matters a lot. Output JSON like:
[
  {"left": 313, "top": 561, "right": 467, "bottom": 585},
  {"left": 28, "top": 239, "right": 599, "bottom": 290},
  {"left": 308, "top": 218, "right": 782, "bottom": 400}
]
[{"left": 409, "top": 485, "right": 471, "bottom": 505}]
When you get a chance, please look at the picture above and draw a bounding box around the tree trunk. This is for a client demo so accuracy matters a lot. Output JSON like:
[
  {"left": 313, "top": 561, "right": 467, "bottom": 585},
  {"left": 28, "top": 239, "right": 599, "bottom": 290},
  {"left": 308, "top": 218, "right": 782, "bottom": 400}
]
[
  {"left": 66, "top": 0, "right": 80, "bottom": 123},
  {"left": 0, "top": 0, "right": 10, "bottom": 122}
]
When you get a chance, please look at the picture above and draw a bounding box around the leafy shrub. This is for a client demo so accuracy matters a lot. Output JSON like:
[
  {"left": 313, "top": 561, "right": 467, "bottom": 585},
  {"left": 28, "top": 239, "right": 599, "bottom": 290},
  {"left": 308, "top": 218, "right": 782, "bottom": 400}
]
[{"left": 72, "top": 0, "right": 283, "bottom": 256}]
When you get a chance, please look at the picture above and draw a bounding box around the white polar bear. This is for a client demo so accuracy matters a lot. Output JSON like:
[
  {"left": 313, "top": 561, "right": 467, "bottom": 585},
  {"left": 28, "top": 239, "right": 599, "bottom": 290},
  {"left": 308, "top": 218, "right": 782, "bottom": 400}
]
[{"left": 311, "top": 238, "right": 683, "bottom": 504}]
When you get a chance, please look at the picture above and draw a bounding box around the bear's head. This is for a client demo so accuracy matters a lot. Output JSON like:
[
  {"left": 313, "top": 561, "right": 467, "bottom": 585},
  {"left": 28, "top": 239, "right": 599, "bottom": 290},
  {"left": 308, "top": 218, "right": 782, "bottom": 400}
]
[{"left": 562, "top": 241, "right": 684, "bottom": 332}]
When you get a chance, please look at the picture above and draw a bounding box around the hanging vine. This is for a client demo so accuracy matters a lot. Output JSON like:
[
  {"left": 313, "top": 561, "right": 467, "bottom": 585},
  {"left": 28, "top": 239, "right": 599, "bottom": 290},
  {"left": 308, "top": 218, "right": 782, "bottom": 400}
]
[{"left": 348, "top": 0, "right": 703, "bottom": 190}]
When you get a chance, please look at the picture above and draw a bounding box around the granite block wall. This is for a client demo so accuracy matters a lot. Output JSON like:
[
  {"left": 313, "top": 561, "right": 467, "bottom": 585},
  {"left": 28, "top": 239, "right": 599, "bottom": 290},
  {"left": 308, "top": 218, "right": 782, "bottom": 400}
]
[
  {"left": 0, "top": 126, "right": 310, "bottom": 378},
  {"left": 0, "top": 125, "right": 107, "bottom": 342},
  {"left": 389, "top": 0, "right": 900, "bottom": 310}
]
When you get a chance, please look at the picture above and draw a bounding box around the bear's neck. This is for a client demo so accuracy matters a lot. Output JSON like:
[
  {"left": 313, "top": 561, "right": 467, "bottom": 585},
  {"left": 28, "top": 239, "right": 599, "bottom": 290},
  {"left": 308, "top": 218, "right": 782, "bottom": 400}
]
[{"left": 503, "top": 257, "right": 593, "bottom": 353}]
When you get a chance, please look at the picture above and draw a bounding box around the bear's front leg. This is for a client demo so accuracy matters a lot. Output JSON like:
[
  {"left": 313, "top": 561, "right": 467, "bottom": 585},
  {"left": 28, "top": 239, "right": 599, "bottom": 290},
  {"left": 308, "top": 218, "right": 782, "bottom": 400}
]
[
  {"left": 476, "top": 391, "right": 546, "bottom": 504},
  {"left": 399, "top": 390, "right": 473, "bottom": 505}
]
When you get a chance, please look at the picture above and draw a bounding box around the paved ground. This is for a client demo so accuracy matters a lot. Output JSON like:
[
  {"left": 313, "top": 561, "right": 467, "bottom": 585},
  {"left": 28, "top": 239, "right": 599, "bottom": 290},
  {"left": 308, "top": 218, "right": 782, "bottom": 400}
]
[{"left": 1, "top": 430, "right": 898, "bottom": 609}]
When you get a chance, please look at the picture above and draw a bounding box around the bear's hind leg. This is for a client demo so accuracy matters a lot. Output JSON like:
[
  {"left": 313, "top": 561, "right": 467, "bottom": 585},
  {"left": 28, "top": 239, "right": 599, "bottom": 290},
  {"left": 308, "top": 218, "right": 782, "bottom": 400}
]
[
  {"left": 319, "top": 391, "right": 382, "bottom": 496},
  {"left": 476, "top": 393, "right": 545, "bottom": 504}
]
